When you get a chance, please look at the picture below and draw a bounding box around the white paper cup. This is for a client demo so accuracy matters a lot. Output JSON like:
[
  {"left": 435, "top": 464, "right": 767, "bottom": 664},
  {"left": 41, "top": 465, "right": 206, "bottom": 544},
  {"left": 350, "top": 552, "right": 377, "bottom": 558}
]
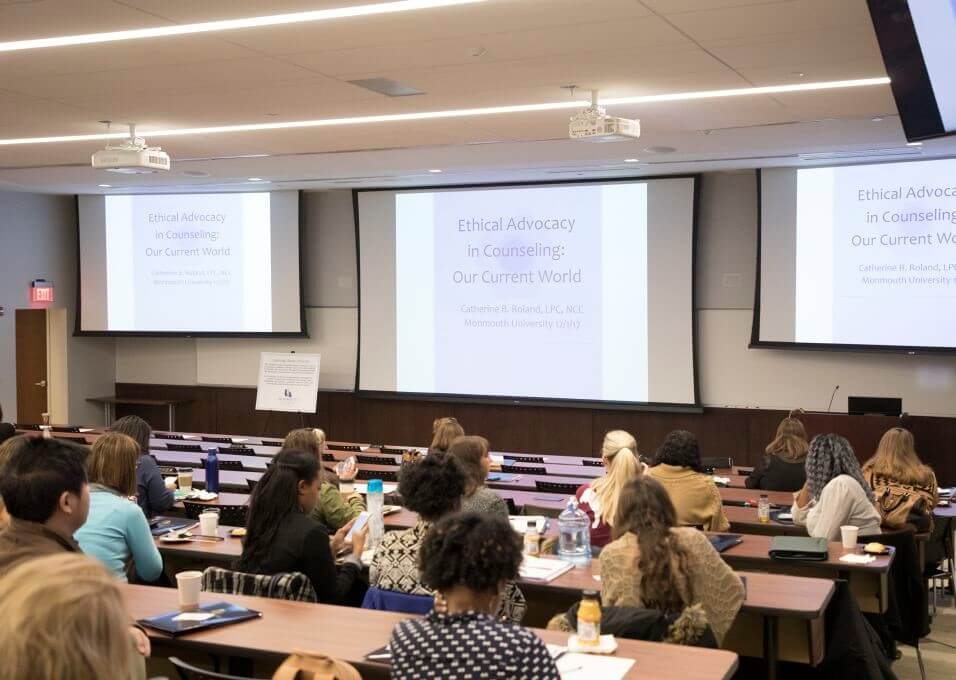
[
  {"left": 339, "top": 481, "right": 354, "bottom": 494},
  {"left": 176, "top": 571, "right": 203, "bottom": 611},
  {"left": 840, "top": 525, "right": 859, "bottom": 550},
  {"left": 199, "top": 511, "right": 219, "bottom": 536}
]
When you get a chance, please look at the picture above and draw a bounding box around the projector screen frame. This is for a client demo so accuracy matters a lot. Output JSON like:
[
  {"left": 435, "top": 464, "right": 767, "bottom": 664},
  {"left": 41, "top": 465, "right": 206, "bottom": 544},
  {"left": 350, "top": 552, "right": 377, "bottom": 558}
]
[
  {"left": 353, "top": 174, "right": 703, "bottom": 412},
  {"left": 750, "top": 165, "right": 956, "bottom": 356},
  {"left": 72, "top": 191, "right": 309, "bottom": 339},
  {"left": 866, "top": 0, "right": 954, "bottom": 143}
]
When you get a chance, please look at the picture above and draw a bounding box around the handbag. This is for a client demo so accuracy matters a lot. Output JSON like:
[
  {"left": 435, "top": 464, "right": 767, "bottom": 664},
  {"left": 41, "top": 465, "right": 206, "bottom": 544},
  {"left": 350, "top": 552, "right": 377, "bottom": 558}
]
[
  {"left": 272, "top": 650, "right": 362, "bottom": 680},
  {"left": 866, "top": 472, "right": 933, "bottom": 530}
]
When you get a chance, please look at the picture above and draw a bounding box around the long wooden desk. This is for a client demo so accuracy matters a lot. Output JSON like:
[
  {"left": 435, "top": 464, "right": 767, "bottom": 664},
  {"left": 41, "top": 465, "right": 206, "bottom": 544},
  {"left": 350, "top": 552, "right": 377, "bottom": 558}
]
[
  {"left": 122, "top": 584, "right": 739, "bottom": 680},
  {"left": 88, "top": 397, "right": 189, "bottom": 430}
]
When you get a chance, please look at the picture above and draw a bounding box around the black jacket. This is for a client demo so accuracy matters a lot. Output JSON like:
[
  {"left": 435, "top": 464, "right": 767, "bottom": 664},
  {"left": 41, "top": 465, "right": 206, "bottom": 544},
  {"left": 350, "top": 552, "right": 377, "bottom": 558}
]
[{"left": 745, "top": 455, "right": 806, "bottom": 492}]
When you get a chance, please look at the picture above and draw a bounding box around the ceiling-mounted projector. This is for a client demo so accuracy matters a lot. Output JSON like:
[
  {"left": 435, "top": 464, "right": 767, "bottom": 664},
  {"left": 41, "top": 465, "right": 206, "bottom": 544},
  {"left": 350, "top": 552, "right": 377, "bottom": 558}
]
[
  {"left": 569, "top": 90, "right": 640, "bottom": 142},
  {"left": 91, "top": 123, "right": 170, "bottom": 174}
]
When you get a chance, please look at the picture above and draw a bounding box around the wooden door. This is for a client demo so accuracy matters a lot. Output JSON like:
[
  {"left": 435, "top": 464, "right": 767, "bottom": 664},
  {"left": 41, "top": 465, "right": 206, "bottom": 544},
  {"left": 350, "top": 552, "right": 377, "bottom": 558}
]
[{"left": 15, "top": 309, "right": 47, "bottom": 424}]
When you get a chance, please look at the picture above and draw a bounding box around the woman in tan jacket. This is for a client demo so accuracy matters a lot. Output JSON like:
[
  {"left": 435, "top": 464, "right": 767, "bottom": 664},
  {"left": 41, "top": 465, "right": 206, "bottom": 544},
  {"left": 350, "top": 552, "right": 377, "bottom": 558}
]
[{"left": 646, "top": 430, "right": 730, "bottom": 532}]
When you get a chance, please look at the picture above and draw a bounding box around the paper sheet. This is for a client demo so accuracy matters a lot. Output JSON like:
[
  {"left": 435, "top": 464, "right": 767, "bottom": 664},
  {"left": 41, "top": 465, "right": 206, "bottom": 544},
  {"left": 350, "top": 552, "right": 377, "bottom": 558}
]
[{"left": 556, "top": 653, "right": 635, "bottom": 679}]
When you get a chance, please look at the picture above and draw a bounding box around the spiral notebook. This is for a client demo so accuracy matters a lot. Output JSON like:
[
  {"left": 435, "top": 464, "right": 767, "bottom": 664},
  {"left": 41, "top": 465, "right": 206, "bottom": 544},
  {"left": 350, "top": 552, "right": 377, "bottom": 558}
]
[{"left": 138, "top": 601, "right": 262, "bottom": 636}]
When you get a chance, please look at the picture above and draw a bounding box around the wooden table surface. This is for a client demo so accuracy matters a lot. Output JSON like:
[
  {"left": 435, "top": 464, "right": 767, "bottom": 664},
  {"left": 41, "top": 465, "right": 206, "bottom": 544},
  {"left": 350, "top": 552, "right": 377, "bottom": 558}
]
[{"left": 123, "top": 584, "right": 740, "bottom": 680}]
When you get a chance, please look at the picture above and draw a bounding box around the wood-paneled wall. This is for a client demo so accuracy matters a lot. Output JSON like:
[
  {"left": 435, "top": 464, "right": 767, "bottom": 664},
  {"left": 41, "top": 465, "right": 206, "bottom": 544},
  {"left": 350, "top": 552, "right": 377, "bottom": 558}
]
[{"left": 115, "top": 383, "right": 956, "bottom": 485}]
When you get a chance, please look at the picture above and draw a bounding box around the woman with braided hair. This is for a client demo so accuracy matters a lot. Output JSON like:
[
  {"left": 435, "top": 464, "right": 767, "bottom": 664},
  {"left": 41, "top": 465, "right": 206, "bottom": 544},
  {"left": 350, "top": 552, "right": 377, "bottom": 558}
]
[{"left": 791, "top": 433, "right": 881, "bottom": 541}]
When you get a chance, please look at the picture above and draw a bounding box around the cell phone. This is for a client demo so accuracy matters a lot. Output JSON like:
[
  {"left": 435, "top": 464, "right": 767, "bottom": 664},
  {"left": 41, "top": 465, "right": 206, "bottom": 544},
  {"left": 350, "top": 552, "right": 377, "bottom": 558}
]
[{"left": 346, "top": 512, "right": 370, "bottom": 542}]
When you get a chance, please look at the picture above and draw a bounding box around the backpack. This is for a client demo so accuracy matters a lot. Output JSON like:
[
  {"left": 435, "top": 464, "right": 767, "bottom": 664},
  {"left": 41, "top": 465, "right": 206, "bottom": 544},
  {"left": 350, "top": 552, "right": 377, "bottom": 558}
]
[{"left": 865, "top": 471, "right": 934, "bottom": 531}]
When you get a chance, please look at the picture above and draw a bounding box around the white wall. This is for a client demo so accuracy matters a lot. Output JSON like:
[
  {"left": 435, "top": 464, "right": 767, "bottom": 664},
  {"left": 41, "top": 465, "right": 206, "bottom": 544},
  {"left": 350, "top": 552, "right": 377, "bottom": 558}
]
[
  {"left": 0, "top": 191, "right": 115, "bottom": 423},
  {"left": 113, "top": 177, "right": 956, "bottom": 416}
]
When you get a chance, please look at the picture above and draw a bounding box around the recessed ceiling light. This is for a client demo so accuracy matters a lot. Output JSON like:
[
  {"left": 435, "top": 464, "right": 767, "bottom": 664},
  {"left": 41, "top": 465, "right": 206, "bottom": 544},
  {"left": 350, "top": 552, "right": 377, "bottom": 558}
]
[
  {"left": 906, "top": 141, "right": 923, "bottom": 146},
  {"left": 182, "top": 170, "right": 210, "bottom": 177},
  {"left": 871, "top": 116, "right": 884, "bottom": 122},
  {"left": 0, "top": 0, "right": 485, "bottom": 53},
  {"left": 792, "top": 72, "right": 806, "bottom": 78},
  {"left": 97, "top": 184, "right": 111, "bottom": 188},
  {"left": 644, "top": 145, "right": 676, "bottom": 154},
  {"left": 247, "top": 177, "right": 265, "bottom": 182},
  {"left": 624, "top": 158, "right": 639, "bottom": 163},
  {"left": 0, "top": 77, "right": 890, "bottom": 146},
  {"left": 428, "top": 169, "right": 443, "bottom": 173}
]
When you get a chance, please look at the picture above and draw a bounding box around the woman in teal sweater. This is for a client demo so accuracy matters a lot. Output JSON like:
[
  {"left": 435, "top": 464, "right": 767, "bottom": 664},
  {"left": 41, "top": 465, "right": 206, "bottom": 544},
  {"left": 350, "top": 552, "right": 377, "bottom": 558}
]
[{"left": 75, "top": 433, "right": 163, "bottom": 582}]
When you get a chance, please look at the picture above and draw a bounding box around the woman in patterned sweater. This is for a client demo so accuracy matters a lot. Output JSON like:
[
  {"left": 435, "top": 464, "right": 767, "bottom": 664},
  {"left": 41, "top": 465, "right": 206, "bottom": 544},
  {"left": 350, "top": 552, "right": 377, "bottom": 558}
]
[
  {"left": 447, "top": 435, "right": 509, "bottom": 517},
  {"left": 389, "top": 513, "right": 560, "bottom": 680}
]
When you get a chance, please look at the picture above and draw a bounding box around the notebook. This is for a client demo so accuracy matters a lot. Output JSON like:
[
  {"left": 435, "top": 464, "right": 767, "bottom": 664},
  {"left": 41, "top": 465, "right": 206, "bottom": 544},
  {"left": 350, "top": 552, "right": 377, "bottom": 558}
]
[
  {"left": 768, "top": 536, "right": 829, "bottom": 561},
  {"left": 138, "top": 601, "right": 261, "bottom": 636},
  {"left": 148, "top": 517, "right": 195, "bottom": 536},
  {"left": 708, "top": 533, "right": 743, "bottom": 553},
  {"left": 519, "top": 555, "right": 574, "bottom": 582}
]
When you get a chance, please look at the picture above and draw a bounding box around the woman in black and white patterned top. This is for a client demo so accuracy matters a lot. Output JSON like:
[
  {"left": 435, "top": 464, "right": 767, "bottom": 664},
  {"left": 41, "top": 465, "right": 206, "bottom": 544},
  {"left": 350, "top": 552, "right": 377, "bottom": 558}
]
[{"left": 389, "top": 513, "right": 560, "bottom": 680}]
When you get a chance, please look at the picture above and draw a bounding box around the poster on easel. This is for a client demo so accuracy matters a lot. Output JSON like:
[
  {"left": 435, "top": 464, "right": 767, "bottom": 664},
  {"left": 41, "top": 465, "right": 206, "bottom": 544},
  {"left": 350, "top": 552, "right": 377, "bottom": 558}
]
[{"left": 255, "top": 352, "right": 320, "bottom": 413}]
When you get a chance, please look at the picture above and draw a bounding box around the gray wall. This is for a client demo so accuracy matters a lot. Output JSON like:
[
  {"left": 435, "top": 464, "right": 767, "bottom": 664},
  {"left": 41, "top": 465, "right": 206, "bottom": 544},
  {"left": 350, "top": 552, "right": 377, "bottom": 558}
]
[{"left": 0, "top": 191, "right": 115, "bottom": 423}]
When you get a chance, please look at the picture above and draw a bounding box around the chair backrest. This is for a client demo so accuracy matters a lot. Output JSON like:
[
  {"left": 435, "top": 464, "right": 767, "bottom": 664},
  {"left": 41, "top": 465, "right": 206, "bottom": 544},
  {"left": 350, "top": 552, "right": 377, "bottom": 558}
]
[
  {"left": 328, "top": 444, "right": 361, "bottom": 452},
  {"left": 158, "top": 465, "right": 179, "bottom": 476},
  {"left": 246, "top": 478, "right": 257, "bottom": 493},
  {"left": 700, "top": 456, "right": 733, "bottom": 472},
  {"left": 260, "top": 439, "right": 283, "bottom": 448},
  {"left": 534, "top": 480, "right": 579, "bottom": 495},
  {"left": 362, "top": 587, "right": 433, "bottom": 614},
  {"left": 203, "top": 457, "right": 244, "bottom": 471},
  {"left": 202, "top": 435, "right": 233, "bottom": 444},
  {"left": 501, "top": 465, "right": 546, "bottom": 475},
  {"left": 170, "top": 656, "right": 264, "bottom": 680},
  {"left": 52, "top": 425, "right": 81, "bottom": 433},
  {"left": 505, "top": 497, "right": 518, "bottom": 515},
  {"left": 505, "top": 455, "right": 545, "bottom": 464},
  {"left": 522, "top": 502, "right": 563, "bottom": 519},
  {"left": 356, "top": 468, "right": 397, "bottom": 482},
  {"left": 222, "top": 445, "right": 256, "bottom": 455},
  {"left": 202, "top": 566, "right": 317, "bottom": 602},
  {"left": 357, "top": 455, "right": 399, "bottom": 466},
  {"left": 218, "top": 504, "right": 249, "bottom": 527},
  {"left": 321, "top": 453, "right": 336, "bottom": 461},
  {"left": 167, "top": 442, "right": 203, "bottom": 452},
  {"left": 155, "top": 432, "right": 185, "bottom": 440},
  {"left": 582, "top": 458, "right": 603, "bottom": 467}
]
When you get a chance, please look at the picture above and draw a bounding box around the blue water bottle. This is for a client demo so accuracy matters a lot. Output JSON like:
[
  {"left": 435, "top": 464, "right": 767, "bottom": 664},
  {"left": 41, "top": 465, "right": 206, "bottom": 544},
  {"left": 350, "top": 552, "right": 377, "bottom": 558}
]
[{"left": 205, "top": 448, "right": 220, "bottom": 494}]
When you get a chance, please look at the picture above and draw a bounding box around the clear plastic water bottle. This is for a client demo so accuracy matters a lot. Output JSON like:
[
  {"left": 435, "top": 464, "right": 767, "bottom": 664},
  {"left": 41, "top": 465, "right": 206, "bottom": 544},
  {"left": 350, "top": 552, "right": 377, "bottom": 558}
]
[
  {"left": 205, "top": 448, "right": 220, "bottom": 494},
  {"left": 558, "top": 497, "right": 591, "bottom": 567},
  {"left": 367, "top": 478, "right": 385, "bottom": 549},
  {"left": 757, "top": 494, "right": 770, "bottom": 523}
]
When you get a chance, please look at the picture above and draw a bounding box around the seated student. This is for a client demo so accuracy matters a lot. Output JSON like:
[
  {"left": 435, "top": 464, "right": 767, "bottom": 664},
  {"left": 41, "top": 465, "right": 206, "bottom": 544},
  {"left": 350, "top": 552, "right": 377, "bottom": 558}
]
[
  {"left": 0, "top": 434, "right": 29, "bottom": 532},
  {"left": 283, "top": 427, "right": 365, "bottom": 531},
  {"left": 0, "top": 553, "right": 137, "bottom": 680},
  {"left": 746, "top": 415, "right": 808, "bottom": 492},
  {"left": 110, "top": 415, "right": 174, "bottom": 517},
  {"left": 575, "top": 430, "right": 643, "bottom": 548},
  {"left": 792, "top": 434, "right": 881, "bottom": 541},
  {"left": 647, "top": 431, "right": 730, "bottom": 532},
  {"left": 428, "top": 417, "right": 464, "bottom": 454},
  {"left": 447, "top": 435, "right": 508, "bottom": 517},
  {"left": 596, "top": 477, "right": 744, "bottom": 645},
  {"left": 862, "top": 427, "right": 938, "bottom": 531},
  {"left": 0, "top": 437, "right": 90, "bottom": 576},
  {"left": 75, "top": 433, "right": 163, "bottom": 582},
  {"left": 0, "top": 403, "right": 14, "bottom": 445},
  {"left": 371, "top": 452, "right": 466, "bottom": 593},
  {"left": 388, "top": 513, "right": 560, "bottom": 680},
  {"left": 236, "top": 449, "right": 367, "bottom": 605}
]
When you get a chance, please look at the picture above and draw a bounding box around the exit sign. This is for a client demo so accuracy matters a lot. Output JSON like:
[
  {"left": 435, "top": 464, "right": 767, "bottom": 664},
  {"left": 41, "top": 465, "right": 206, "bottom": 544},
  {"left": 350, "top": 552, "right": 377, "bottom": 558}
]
[{"left": 30, "top": 279, "right": 54, "bottom": 307}]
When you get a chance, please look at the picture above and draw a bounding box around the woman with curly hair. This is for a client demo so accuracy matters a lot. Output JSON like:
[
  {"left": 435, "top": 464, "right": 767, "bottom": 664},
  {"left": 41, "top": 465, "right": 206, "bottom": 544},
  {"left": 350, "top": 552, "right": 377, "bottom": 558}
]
[
  {"left": 792, "top": 433, "right": 881, "bottom": 541},
  {"left": 746, "top": 415, "right": 808, "bottom": 491},
  {"left": 388, "top": 513, "right": 560, "bottom": 680},
  {"left": 646, "top": 430, "right": 729, "bottom": 532}
]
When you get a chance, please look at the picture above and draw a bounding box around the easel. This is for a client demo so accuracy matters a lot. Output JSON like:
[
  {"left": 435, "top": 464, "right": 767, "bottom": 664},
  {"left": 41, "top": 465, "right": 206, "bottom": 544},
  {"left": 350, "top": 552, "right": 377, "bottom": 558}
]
[{"left": 256, "top": 350, "right": 320, "bottom": 437}]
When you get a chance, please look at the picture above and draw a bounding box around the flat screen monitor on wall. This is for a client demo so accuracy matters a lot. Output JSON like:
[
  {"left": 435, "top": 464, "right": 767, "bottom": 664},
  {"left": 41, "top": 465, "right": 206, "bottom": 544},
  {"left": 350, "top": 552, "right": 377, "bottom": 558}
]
[
  {"left": 867, "top": 0, "right": 956, "bottom": 141},
  {"left": 77, "top": 191, "right": 305, "bottom": 336},
  {"left": 355, "top": 177, "right": 700, "bottom": 408},
  {"left": 754, "top": 158, "right": 956, "bottom": 352}
]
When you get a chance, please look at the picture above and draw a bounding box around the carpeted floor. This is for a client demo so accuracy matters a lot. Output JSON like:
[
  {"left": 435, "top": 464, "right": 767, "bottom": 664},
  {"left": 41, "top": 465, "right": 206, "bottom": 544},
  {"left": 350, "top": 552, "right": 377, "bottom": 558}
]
[{"left": 896, "top": 593, "right": 956, "bottom": 680}]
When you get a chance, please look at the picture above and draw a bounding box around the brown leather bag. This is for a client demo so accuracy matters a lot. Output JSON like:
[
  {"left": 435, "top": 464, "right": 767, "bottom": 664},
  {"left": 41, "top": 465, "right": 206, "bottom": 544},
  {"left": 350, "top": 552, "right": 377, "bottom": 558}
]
[
  {"left": 866, "top": 472, "right": 934, "bottom": 530},
  {"left": 271, "top": 650, "right": 361, "bottom": 680}
]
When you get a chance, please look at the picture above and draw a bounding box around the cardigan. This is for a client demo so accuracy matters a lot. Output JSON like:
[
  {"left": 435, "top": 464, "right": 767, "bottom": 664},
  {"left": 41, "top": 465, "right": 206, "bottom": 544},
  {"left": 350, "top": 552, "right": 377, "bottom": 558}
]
[
  {"left": 310, "top": 482, "right": 365, "bottom": 531},
  {"left": 75, "top": 485, "right": 164, "bottom": 582},
  {"left": 461, "top": 486, "right": 508, "bottom": 518},
  {"left": 599, "top": 529, "right": 745, "bottom": 644},
  {"left": 646, "top": 464, "right": 730, "bottom": 532},
  {"left": 136, "top": 454, "right": 175, "bottom": 518},
  {"left": 745, "top": 455, "right": 806, "bottom": 492},
  {"left": 791, "top": 474, "right": 881, "bottom": 541}
]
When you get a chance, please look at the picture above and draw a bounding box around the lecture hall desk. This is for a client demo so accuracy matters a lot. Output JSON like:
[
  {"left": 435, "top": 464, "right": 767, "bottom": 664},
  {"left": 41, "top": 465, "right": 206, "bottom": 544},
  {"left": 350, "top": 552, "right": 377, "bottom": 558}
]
[{"left": 123, "top": 584, "right": 740, "bottom": 680}]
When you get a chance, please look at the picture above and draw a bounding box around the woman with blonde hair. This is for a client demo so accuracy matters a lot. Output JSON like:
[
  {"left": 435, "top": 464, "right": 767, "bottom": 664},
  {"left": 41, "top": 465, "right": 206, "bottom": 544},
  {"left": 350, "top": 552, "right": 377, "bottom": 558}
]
[
  {"left": 447, "top": 435, "right": 508, "bottom": 517},
  {"left": 0, "top": 553, "right": 137, "bottom": 680},
  {"left": 746, "top": 415, "right": 809, "bottom": 491},
  {"left": 429, "top": 417, "right": 464, "bottom": 454},
  {"left": 574, "top": 430, "right": 644, "bottom": 548},
  {"left": 75, "top": 432, "right": 163, "bottom": 582},
  {"left": 283, "top": 428, "right": 365, "bottom": 532},
  {"left": 863, "top": 427, "right": 938, "bottom": 530}
]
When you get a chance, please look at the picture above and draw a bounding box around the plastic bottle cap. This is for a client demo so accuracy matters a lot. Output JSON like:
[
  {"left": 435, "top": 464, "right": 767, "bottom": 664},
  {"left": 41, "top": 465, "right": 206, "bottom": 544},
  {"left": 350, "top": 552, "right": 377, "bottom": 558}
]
[{"left": 367, "top": 479, "right": 383, "bottom": 493}]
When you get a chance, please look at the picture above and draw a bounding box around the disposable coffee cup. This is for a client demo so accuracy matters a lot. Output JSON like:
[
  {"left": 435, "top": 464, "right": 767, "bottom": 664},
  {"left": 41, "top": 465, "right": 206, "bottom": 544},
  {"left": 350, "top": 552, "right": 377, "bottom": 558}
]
[
  {"left": 199, "top": 510, "right": 219, "bottom": 536},
  {"left": 840, "top": 525, "right": 859, "bottom": 550},
  {"left": 176, "top": 571, "right": 203, "bottom": 611}
]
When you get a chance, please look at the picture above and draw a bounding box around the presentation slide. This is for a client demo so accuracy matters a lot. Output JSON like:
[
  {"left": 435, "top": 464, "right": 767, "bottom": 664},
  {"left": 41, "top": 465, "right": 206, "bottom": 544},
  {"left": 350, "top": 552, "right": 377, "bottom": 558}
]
[
  {"left": 909, "top": 0, "right": 956, "bottom": 133},
  {"left": 357, "top": 178, "right": 697, "bottom": 406},
  {"left": 78, "top": 192, "right": 303, "bottom": 335},
  {"left": 758, "top": 158, "right": 956, "bottom": 349}
]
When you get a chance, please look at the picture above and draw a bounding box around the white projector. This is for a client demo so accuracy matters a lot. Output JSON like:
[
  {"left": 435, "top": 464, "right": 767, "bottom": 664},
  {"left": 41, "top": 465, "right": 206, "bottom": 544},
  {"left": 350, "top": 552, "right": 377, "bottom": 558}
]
[
  {"left": 91, "top": 124, "right": 170, "bottom": 174},
  {"left": 569, "top": 107, "right": 641, "bottom": 142}
]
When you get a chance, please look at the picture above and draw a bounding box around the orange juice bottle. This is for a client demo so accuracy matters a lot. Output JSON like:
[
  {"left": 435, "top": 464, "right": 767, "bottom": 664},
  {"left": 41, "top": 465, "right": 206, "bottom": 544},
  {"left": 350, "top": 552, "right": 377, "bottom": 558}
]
[{"left": 577, "top": 590, "right": 601, "bottom": 646}]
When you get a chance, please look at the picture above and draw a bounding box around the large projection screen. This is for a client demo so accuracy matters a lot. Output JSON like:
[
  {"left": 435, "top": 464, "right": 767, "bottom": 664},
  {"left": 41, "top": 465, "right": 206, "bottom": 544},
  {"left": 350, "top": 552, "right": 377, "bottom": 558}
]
[
  {"left": 755, "top": 158, "right": 956, "bottom": 352},
  {"left": 356, "top": 177, "right": 699, "bottom": 407},
  {"left": 77, "top": 191, "right": 305, "bottom": 337}
]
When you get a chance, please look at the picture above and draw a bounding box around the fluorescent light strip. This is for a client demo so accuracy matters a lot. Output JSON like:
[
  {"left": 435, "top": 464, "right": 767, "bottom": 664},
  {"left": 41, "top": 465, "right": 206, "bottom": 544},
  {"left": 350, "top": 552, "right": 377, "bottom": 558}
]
[
  {"left": 0, "top": 0, "right": 483, "bottom": 53},
  {"left": 0, "top": 78, "right": 890, "bottom": 146}
]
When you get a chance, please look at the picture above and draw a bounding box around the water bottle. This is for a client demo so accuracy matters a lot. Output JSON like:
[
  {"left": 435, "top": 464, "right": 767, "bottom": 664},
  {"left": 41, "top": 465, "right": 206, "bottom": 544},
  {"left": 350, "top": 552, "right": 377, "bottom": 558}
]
[
  {"left": 367, "top": 479, "right": 385, "bottom": 549},
  {"left": 205, "top": 448, "right": 220, "bottom": 494},
  {"left": 558, "top": 497, "right": 591, "bottom": 567}
]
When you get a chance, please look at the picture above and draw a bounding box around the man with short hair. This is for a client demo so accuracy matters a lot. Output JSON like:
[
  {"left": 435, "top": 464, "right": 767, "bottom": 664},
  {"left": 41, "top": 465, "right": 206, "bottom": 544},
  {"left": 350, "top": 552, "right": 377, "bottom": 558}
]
[{"left": 0, "top": 437, "right": 90, "bottom": 576}]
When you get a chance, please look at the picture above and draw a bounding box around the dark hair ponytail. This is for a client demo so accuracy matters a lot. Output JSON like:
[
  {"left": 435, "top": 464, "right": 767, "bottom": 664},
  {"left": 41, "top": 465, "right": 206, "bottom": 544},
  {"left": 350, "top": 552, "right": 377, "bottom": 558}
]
[{"left": 237, "top": 449, "right": 318, "bottom": 570}]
